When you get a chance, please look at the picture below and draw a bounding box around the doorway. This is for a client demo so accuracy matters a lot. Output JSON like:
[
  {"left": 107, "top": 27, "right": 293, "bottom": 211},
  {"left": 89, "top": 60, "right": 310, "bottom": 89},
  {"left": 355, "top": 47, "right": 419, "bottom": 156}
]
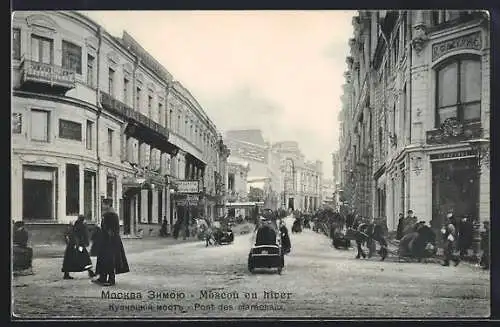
[{"left": 432, "top": 158, "right": 479, "bottom": 228}]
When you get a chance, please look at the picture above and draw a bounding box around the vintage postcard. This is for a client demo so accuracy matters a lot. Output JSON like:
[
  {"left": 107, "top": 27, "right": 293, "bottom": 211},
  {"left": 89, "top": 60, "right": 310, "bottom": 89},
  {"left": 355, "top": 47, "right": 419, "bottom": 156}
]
[{"left": 11, "top": 9, "right": 491, "bottom": 319}]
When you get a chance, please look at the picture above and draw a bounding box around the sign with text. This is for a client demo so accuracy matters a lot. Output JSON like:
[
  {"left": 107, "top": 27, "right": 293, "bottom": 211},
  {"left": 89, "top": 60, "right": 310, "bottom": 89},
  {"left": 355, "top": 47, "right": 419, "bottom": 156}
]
[
  {"left": 177, "top": 180, "right": 200, "bottom": 193},
  {"left": 432, "top": 32, "right": 482, "bottom": 61}
]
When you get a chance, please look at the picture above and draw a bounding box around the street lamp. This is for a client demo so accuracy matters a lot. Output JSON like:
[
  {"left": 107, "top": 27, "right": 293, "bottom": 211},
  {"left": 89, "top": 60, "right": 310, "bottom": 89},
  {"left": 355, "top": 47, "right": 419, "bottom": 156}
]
[{"left": 462, "top": 137, "right": 490, "bottom": 264}]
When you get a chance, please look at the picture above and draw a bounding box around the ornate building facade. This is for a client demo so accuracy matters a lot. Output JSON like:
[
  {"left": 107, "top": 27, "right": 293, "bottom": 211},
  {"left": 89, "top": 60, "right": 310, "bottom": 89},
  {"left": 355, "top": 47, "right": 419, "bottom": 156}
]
[
  {"left": 338, "top": 10, "right": 490, "bottom": 232},
  {"left": 11, "top": 11, "right": 229, "bottom": 242}
]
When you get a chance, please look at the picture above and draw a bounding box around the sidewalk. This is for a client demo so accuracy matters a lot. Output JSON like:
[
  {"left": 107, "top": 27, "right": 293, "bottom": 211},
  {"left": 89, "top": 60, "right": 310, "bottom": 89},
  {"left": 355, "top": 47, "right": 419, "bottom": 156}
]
[
  {"left": 32, "top": 236, "right": 200, "bottom": 259},
  {"left": 31, "top": 222, "right": 255, "bottom": 259}
]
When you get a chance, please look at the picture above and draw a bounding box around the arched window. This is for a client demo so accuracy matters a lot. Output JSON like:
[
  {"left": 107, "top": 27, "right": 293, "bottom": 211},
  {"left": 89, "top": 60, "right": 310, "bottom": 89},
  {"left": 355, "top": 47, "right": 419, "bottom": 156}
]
[{"left": 435, "top": 57, "right": 481, "bottom": 127}]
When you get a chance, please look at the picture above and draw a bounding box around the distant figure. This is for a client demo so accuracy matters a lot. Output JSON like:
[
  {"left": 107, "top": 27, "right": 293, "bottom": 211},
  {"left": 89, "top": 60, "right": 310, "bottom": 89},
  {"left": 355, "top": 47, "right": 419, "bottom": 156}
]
[
  {"left": 13, "top": 221, "right": 33, "bottom": 271},
  {"left": 62, "top": 215, "right": 95, "bottom": 280},
  {"left": 396, "top": 213, "right": 405, "bottom": 240},
  {"left": 279, "top": 220, "right": 291, "bottom": 254},
  {"left": 441, "top": 213, "right": 460, "bottom": 267},
  {"left": 458, "top": 217, "right": 473, "bottom": 258},
  {"left": 94, "top": 211, "right": 129, "bottom": 286},
  {"left": 160, "top": 218, "right": 169, "bottom": 237},
  {"left": 402, "top": 210, "right": 418, "bottom": 236},
  {"left": 480, "top": 221, "right": 490, "bottom": 270}
]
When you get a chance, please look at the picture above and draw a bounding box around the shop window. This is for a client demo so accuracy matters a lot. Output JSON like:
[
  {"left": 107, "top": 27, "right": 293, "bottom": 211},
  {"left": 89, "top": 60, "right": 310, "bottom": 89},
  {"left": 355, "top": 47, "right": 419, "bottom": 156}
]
[
  {"left": 435, "top": 57, "right": 481, "bottom": 126},
  {"left": 62, "top": 40, "right": 82, "bottom": 74},
  {"left": 23, "top": 165, "right": 57, "bottom": 220},
  {"left": 59, "top": 119, "right": 82, "bottom": 141},
  {"left": 66, "top": 164, "right": 80, "bottom": 215}
]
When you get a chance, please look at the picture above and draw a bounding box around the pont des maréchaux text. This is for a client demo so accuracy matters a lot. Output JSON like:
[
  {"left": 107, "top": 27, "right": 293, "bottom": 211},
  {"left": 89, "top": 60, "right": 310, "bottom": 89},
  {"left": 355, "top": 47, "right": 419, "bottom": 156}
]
[{"left": 101, "top": 290, "right": 186, "bottom": 300}]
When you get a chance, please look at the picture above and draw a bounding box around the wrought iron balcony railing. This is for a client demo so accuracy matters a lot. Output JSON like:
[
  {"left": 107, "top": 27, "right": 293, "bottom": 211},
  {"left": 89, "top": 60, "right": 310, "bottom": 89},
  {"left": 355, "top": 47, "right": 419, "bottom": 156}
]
[{"left": 20, "top": 58, "right": 76, "bottom": 90}]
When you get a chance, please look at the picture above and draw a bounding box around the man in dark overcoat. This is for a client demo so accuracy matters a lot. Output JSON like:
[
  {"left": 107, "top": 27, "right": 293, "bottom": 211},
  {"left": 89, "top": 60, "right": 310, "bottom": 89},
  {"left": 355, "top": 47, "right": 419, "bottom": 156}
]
[
  {"left": 94, "top": 211, "right": 130, "bottom": 286},
  {"left": 13, "top": 221, "right": 33, "bottom": 271},
  {"left": 62, "top": 215, "right": 95, "bottom": 279},
  {"left": 396, "top": 213, "right": 405, "bottom": 240}
]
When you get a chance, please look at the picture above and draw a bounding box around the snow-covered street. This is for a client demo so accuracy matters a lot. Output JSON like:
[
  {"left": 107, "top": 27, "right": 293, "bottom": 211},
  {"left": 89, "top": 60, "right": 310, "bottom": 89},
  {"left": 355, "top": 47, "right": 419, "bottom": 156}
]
[{"left": 12, "top": 217, "right": 490, "bottom": 318}]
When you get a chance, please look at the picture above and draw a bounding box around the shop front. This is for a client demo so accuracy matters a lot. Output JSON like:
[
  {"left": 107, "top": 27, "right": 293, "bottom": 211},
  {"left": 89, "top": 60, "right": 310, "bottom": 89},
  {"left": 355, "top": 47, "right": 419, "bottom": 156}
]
[{"left": 431, "top": 151, "right": 479, "bottom": 229}]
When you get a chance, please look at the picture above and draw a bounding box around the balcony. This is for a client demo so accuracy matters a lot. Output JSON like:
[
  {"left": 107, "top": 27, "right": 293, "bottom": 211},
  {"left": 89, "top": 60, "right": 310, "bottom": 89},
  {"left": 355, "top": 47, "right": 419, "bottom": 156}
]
[
  {"left": 19, "top": 58, "right": 76, "bottom": 93},
  {"left": 426, "top": 121, "right": 483, "bottom": 145},
  {"left": 100, "top": 92, "right": 179, "bottom": 156}
]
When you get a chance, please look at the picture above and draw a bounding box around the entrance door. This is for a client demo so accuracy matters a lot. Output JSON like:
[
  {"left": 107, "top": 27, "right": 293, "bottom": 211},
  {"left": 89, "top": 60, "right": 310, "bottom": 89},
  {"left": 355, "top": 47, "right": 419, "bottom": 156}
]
[
  {"left": 432, "top": 158, "right": 479, "bottom": 228},
  {"left": 288, "top": 197, "right": 294, "bottom": 211}
]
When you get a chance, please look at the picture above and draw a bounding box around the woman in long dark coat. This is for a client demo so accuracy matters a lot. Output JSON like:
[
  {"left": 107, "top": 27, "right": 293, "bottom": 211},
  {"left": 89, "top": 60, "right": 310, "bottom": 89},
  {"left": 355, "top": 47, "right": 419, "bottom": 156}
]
[
  {"left": 62, "top": 215, "right": 95, "bottom": 279},
  {"left": 94, "top": 211, "right": 129, "bottom": 286},
  {"left": 279, "top": 221, "right": 291, "bottom": 254}
]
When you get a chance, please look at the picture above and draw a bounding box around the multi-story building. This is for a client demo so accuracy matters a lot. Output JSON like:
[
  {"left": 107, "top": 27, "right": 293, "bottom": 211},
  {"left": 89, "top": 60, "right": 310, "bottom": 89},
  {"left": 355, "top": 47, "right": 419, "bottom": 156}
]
[
  {"left": 338, "top": 10, "right": 490, "bottom": 232},
  {"left": 11, "top": 11, "right": 229, "bottom": 242},
  {"left": 331, "top": 151, "right": 342, "bottom": 211},
  {"left": 321, "top": 178, "right": 336, "bottom": 208},
  {"left": 224, "top": 129, "right": 281, "bottom": 210},
  {"left": 272, "top": 141, "right": 323, "bottom": 212}
]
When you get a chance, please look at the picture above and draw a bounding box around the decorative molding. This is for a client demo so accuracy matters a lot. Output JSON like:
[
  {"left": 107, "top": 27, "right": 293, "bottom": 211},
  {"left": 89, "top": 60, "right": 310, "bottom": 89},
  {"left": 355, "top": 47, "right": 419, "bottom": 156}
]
[
  {"left": 85, "top": 36, "right": 98, "bottom": 52},
  {"left": 26, "top": 14, "right": 59, "bottom": 34},
  {"left": 20, "top": 155, "right": 58, "bottom": 165},
  {"left": 107, "top": 51, "right": 119, "bottom": 67},
  {"left": 136, "top": 72, "right": 144, "bottom": 83},
  {"left": 431, "top": 32, "right": 482, "bottom": 62},
  {"left": 411, "top": 24, "right": 429, "bottom": 55},
  {"left": 123, "top": 63, "right": 133, "bottom": 74}
]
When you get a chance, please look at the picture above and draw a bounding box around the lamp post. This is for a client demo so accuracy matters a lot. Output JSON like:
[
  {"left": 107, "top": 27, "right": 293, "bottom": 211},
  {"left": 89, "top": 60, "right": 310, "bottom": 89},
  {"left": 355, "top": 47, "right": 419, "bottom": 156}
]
[{"left": 463, "top": 137, "right": 490, "bottom": 264}]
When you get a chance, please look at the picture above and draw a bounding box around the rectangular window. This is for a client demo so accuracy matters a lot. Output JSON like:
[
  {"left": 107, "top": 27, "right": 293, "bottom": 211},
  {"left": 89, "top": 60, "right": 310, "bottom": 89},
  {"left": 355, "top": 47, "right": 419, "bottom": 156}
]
[
  {"left": 62, "top": 40, "right": 82, "bottom": 74},
  {"left": 148, "top": 95, "right": 153, "bottom": 118},
  {"left": 31, "top": 109, "right": 49, "bottom": 142},
  {"left": 23, "top": 165, "right": 57, "bottom": 220},
  {"left": 123, "top": 78, "right": 129, "bottom": 105},
  {"left": 12, "top": 28, "right": 21, "bottom": 60},
  {"left": 136, "top": 87, "right": 141, "bottom": 110},
  {"left": 12, "top": 113, "right": 22, "bottom": 134},
  {"left": 31, "top": 35, "right": 53, "bottom": 64},
  {"left": 86, "top": 120, "right": 93, "bottom": 150},
  {"left": 436, "top": 58, "right": 481, "bottom": 126},
  {"left": 66, "top": 164, "right": 80, "bottom": 215},
  {"left": 108, "top": 68, "right": 115, "bottom": 97},
  {"left": 158, "top": 102, "right": 163, "bottom": 125},
  {"left": 83, "top": 170, "right": 96, "bottom": 221},
  {"left": 59, "top": 119, "right": 82, "bottom": 141},
  {"left": 86, "top": 54, "right": 95, "bottom": 87},
  {"left": 107, "top": 129, "right": 113, "bottom": 157},
  {"left": 106, "top": 176, "right": 116, "bottom": 210}
]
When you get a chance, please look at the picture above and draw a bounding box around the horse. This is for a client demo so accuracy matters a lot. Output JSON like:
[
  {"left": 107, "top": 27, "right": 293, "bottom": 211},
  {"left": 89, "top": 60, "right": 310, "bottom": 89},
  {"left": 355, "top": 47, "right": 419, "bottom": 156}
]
[{"left": 398, "top": 224, "right": 437, "bottom": 262}]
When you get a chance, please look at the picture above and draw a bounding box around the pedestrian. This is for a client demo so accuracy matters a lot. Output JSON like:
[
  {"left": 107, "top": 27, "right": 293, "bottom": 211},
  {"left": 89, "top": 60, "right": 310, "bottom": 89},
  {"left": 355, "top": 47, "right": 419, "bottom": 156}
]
[
  {"left": 62, "top": 215, "right": 95, "bottom": 280},
  {"left": 173, "top": 219, "right": 181, "bottom": 239},
  {"left": 13, "top": 221, "right": 33, "bottom": 271},
  {"left": 480, "top": 221, "right": 490, "bottom": 270},
  {"left": 441, "top": 213, "right": 460, "bottom": 267},
  {"left": 94, "top": 210, "right": 130, "bottom": 286},
  {"left": 396, "top": 213, "right": 405, "bottom": 240},
  {"left": 402, "top": 210, "right": 418, "bottom": 236},
  {"left": 160, "top": 218, "right": 168, "bottom": 237},
  {"left": 458, "top": 216, "right": 473, "bottom": 258}
]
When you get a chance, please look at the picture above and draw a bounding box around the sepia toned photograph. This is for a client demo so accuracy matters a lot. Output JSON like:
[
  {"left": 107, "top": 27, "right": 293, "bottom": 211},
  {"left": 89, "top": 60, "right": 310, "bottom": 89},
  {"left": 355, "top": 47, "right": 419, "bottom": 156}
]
[{"left": 11, "top": 9, "right": 491, "bottom": 319}]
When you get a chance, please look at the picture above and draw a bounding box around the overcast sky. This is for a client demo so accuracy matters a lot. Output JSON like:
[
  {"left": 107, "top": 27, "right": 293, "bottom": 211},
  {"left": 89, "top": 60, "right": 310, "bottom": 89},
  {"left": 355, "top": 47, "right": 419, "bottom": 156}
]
[{"left": 81, "top": 10, "right": 355, "bottom": 178}]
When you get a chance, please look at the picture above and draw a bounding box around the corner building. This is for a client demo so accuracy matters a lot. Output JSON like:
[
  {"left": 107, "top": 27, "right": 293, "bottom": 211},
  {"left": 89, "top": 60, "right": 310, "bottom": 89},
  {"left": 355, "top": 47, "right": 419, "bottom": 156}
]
[
  {"left": 338, "top": 10, "right": 490, "bottom": 232},
  {"left": 11, "top": 11, "right": 229, "bottom": 242}
]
